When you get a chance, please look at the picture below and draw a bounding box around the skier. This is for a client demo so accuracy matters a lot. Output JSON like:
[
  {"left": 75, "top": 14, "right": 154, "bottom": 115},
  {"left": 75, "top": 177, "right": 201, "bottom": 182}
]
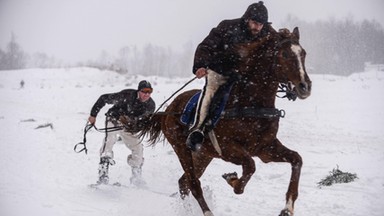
[{"left": 88, "top": 80, "right": 155, "bottom": 185}]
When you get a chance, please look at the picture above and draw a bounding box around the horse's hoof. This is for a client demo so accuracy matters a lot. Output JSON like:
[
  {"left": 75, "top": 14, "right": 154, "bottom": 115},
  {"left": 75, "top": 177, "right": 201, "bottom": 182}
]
[
  {"left": 179, "top": 189, "right": 189, "bottom": 200},
  {"left": 203, "top": 210, "right": 214, "bottom": 216},
  {"left": 180, "top": 193, "right": 187, "bottom": 200},
  {"left": 222, "top": 172, "right": 238, "bottom": 181},
  {"left": 279, "top": 209, "right": 292, "bottom": 216},
  {"left": 222, "top": 172, "right": 238, "bottom": 188}
]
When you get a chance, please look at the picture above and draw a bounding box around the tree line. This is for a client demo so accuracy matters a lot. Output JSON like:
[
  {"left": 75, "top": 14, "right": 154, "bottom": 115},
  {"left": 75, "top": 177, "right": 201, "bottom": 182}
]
[
  {"left": 1, "top": 16, "right": 383, "bottom": 76},
  {"left": 282, "top": 16, "right": 384, "bottom": 75}
]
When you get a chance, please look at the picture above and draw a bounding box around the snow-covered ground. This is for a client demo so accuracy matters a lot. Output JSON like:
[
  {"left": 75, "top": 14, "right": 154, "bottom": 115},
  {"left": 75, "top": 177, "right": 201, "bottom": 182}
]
[{"left": 0, "top": 67, "right": 383, "bottom": 216}]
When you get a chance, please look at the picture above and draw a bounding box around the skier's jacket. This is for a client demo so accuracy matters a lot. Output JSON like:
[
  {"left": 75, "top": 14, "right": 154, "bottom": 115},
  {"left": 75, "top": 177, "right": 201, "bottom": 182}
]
[{"left": 90, "top": 89, "right": 155, "bottom": 131}]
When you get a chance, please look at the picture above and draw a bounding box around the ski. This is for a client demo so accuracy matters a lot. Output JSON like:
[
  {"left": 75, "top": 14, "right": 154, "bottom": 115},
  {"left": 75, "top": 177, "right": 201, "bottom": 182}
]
[
  {"left": 87, "top": 181, "right": 177, "bottom": 197},
  {"left": 88, "top": 181, "right": 122, "bottom": 189}
]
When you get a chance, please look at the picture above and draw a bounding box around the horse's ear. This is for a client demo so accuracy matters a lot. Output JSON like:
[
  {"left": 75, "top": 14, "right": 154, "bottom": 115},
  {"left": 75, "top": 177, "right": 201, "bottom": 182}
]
[{"left": 293, "top": 27, "right": 300, "bottom": 40}]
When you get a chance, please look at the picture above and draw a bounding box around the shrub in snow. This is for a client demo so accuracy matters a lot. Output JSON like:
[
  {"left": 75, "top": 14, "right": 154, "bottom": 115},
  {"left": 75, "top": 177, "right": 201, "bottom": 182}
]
[{"left": 317, "top": 165, "right": 358, "bottom": 188}]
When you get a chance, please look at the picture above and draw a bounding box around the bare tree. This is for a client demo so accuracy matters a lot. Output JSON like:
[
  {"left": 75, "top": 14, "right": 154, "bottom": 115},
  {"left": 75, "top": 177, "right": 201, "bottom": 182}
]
[{"left": 0, "top": 33, "right": 27, "bottom": 70}]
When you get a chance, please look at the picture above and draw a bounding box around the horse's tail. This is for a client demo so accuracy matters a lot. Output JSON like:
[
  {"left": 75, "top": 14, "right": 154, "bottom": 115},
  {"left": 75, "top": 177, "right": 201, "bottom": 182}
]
[{"left": 139, "top": 113, "right": 164, "bottom": 146}]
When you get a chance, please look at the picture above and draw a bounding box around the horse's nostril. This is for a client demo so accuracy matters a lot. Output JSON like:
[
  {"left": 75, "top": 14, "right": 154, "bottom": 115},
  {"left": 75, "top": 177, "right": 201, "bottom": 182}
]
[{"left": 299, "top": 83, "right": 307, "bottom": 91}]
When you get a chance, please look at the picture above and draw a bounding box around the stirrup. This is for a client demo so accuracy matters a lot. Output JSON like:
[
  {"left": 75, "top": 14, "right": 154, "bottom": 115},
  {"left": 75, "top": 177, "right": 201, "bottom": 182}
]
[{"left": 186, "top": 130, "right": 204, "bottom": 151}]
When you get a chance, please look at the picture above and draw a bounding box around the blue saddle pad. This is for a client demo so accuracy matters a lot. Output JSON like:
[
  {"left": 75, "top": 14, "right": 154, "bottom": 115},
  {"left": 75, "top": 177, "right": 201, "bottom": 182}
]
[
  {"left": 180, "top": 92, "right": 201, "bottom": 126},
  {"left": 180, "top": 91, "right": 227, "bottom": 126}
]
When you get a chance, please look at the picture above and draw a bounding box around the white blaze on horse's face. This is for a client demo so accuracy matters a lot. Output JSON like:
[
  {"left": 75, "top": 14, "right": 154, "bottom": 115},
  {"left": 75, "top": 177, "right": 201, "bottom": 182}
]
[{"left": 291, "top": 44, "right": 305, "bottom": 82}]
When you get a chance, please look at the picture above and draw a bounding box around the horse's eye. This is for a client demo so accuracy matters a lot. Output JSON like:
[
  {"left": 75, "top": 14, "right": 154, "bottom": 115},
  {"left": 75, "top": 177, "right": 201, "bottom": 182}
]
[{"left": 281, "top": 51, "right": 289, "bottom": 59}]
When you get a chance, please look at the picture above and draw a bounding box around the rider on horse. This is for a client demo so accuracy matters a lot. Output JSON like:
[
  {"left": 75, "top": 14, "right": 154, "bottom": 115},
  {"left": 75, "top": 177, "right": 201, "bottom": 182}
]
[{"left": 187, "top": 1, "right": 272, "bottom": 151}]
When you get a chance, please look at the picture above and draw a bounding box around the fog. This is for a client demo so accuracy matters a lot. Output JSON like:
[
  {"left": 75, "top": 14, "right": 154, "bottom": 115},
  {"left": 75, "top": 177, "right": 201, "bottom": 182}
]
[{"left": 1, "top": 0, "right": 383, "bottom": 63}]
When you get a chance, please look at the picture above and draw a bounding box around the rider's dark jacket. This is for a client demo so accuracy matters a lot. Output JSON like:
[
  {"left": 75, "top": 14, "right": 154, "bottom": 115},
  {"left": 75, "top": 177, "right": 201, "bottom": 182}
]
[
  {"left": 90, "top": 89, "right": 155, "bottom": 122},
  {"left": 193, "top": 11, "right": 272, "bottom": 76}
]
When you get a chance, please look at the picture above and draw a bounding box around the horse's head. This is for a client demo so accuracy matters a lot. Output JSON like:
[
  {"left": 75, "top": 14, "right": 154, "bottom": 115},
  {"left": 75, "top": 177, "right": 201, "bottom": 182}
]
[
  {"left": 274, "top": 27, "right": 312, "bottom": 99},
  {"left": 233, "top": 26, "right": 311, "bottom": 103}
]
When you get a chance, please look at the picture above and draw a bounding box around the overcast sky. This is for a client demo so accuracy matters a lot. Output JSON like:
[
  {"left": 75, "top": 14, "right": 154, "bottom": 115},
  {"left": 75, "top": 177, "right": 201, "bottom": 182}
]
[{"left": 1, "top": 0, "right": 383, "bottom": 63}]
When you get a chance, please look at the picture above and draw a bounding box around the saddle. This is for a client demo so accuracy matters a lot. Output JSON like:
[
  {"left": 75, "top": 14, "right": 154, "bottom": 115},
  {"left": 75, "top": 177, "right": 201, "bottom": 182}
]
[
  {"left": 180, "top": 91, "right": 227, "bottom": 127},
  {"left": 180, "top": 90, "right": 286, "bottom": 128}
]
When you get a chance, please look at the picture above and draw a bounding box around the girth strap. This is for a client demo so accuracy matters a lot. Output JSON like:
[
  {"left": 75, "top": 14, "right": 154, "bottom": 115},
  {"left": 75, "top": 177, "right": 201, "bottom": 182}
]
[{"left": 222, "top": 107, "right": 285, "bottom": 119}]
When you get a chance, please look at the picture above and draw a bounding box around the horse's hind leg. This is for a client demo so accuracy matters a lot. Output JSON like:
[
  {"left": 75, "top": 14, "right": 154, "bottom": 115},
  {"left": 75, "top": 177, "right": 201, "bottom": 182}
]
[
  {"left": 222, "top": 154, "right": 256, "bottom": 194},
  {"left": 259, "top": 139, "right": 302, "bottom": 216}
]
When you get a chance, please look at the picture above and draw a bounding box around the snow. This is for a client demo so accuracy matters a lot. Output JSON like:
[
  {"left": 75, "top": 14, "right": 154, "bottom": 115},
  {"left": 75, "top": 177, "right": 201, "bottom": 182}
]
[{"left": 0, "top": 67, "right": 383, "bottom": 216}]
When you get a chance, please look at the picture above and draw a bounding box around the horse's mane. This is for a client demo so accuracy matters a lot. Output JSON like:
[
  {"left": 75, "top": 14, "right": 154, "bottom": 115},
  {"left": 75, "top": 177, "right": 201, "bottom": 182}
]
[{"left": 235, "top": 26, "right": 299, "bottom": 60}]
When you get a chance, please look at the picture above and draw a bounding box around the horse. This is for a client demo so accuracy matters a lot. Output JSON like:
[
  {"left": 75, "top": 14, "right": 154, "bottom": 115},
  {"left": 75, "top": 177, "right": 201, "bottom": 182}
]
[{"left": 141, "top": 27, "right": 312, "bottom": 216}]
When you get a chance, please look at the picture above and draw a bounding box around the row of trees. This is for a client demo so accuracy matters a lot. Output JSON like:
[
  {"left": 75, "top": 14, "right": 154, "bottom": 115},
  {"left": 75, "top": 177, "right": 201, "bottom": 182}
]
[
  {"left": 1, "top": 16, "right": 384, "bottom": 76},
  {"left": 0, "top": 33, "right": 61, "bottom": 70},
  {"left": 82, "top": 43, "right": 194, "bottom": 77},
  {"left": 282, "top": 16, "right": 384, "bottom": 75},
  {"left": 0, "top": 33, "right": 194, "bottom": 77}
]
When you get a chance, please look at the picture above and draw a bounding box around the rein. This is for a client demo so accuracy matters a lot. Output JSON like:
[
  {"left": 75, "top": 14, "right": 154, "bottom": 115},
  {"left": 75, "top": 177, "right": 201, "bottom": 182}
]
[
  {"left": 153, "top": 77, "right": 197, "bottom": 114},
  {"left": 223, "top": 107, "right": 285, "bottom": 119},
  {"left": 73, "top": 123, "right": 125, "bottom": 154}
]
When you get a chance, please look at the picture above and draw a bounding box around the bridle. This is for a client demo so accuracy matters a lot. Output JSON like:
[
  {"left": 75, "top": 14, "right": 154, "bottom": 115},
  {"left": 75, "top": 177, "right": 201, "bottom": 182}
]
[{"left": 270, "top": 34, "right": 301, "bottom": 99}]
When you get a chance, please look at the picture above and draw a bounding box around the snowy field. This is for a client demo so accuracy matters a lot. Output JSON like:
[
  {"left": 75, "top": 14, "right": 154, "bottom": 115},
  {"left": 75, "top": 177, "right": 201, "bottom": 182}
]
[{"left": 0, "top": 67, "right": 383, "bottom": 216}]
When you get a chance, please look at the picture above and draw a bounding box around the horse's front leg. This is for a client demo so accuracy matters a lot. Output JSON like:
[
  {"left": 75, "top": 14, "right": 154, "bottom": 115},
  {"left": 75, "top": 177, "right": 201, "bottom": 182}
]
[
  {"left": 173, "top": 143, "right": 213, "bottom": 216},
  {"left": 222, "top": 156, "right": 255, "bottom": 194},
  {"left": 178, "top": 153, "right": 213, "bottom": 199},
  {"left": 279, "top": 151, "right": 302, "bottom": 216},
  {"left": 259, "top": 139, "right": 302, "bottom": 216}
]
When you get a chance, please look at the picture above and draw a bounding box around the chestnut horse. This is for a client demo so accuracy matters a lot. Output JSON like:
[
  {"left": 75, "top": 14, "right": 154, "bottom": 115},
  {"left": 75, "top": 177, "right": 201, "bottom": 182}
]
[{"left": 141, "top": 27, "right": 311, "bottom": 216}]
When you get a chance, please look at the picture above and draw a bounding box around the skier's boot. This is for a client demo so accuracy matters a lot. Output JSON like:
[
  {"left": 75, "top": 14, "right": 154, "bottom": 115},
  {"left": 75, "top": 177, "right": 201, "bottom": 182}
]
[
  {"left": 130, "top": 166, "right": 146, "bottom": 187},
  {"left": 97, "top": 157, "right": 114, "bottom": 184}
]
